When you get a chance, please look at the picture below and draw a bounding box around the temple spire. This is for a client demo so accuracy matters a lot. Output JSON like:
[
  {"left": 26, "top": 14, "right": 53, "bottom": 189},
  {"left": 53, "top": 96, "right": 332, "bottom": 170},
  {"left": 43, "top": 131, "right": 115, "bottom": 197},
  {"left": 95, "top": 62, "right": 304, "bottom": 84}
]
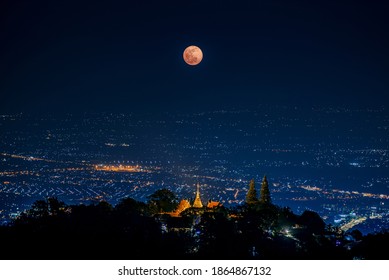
[{"left": 193, "top": 183, "right": 203, "bottom": 208}]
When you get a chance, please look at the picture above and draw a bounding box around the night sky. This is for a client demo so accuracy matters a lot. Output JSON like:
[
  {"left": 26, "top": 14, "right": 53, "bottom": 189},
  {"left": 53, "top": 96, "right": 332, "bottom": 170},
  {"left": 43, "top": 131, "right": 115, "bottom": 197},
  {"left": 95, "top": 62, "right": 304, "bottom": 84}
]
[{"left": 1, "top": 0, "right": 388, "bottom": 114}]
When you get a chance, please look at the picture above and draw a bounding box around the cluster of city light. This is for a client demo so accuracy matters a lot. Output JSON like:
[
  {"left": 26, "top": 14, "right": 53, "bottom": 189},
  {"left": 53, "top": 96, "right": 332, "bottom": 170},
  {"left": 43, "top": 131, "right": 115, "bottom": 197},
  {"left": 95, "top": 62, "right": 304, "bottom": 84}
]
[
  {"left": 294, "top": 184, "right": 389, "bottom": 200},
  {"left": 300, "top": 185, "right": 322, "bottom": 191},
  {"left": 1, "top": 152, "right": 88, "bottom": 166},
  {"left": 94, "top": 164, "right": 145, "bottom": 173},
  {"left": 332, "top": 188, "right": 389, "bottom": 199},
  {"left": 340, "top": 217, "right": 367, "bottom": 232},
  {"left": 104, "top": 143, "right": 130, "bottom": 147}
]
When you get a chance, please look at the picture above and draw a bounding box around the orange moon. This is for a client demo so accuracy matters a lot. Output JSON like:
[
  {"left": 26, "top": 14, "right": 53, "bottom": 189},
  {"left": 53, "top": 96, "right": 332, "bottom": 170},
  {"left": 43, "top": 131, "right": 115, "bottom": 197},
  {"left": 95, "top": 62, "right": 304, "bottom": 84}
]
[{"left": 183, "top": 45, "right": 203, "bottom": 66}]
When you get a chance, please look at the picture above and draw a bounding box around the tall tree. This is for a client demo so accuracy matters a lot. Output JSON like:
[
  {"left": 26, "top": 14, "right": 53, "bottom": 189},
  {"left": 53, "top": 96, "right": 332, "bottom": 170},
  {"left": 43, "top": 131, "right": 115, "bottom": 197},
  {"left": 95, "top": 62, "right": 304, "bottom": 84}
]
[
  {"left": 28, "top": 199, "right": 49, "bottom": 218},
  {"left": 115, "top": 197, "right": 147, "bottom": 216},
  {"left": 148, "top": 188, "right": 178, "bottom": 213},
  {"left": 246, "top": 179, "right": 258, "bottom": 204},
  {"left": 259, "top": 175, "right": 271, "bottom": 205},
  {"left": 47, "top": 197, "right": 66, "bottom": 216},
  {"left": 299, "top": 210, "right": 325, "bottom": 234}
]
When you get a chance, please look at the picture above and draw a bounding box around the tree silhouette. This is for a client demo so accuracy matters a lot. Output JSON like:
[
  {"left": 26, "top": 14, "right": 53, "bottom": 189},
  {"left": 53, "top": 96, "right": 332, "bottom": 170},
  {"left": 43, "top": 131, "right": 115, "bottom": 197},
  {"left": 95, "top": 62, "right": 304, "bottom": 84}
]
[
  {"left": 351, "top": 230, "right": 389, "bottom": 259},
  {"left": 299, "top": 210, "right": 325, "bottom": 234},
  {"left": 28, "top": 199, "right": 49, "bottom": 218},
  {"left": 259, "top": 175, "right": 271, "bottom": 205},
  {"left": 350, "top": 229, "right": 363, "bottom": 241},
  {"left": 47, "top": 197, "right": 66, "bottom": 216},
  {"left": 246, "top": 179, "right": 258, "bottom": 204},
  {"left": 115, "top": 197, "right": 148, "bottom": 216},
  {"left": 148, "top": 188, "right": 178, "bottom": 213}
]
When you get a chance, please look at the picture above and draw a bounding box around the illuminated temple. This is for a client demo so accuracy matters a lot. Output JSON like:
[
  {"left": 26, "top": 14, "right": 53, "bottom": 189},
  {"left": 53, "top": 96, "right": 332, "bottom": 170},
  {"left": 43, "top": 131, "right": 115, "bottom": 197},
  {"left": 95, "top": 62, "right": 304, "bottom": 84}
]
[
  {"left": 193, "top": 183, "right": 203, "bottom": 208},
  {"left": 169, "top": 183, "right": 222, "bottom": 217}
]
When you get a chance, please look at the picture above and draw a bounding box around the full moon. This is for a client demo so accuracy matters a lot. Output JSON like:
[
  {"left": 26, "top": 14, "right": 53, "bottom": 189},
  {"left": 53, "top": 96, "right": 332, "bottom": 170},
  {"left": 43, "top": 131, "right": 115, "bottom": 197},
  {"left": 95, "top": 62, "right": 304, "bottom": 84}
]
[{"left": 183, "top": 45, "right": 203, "bottom": 66}]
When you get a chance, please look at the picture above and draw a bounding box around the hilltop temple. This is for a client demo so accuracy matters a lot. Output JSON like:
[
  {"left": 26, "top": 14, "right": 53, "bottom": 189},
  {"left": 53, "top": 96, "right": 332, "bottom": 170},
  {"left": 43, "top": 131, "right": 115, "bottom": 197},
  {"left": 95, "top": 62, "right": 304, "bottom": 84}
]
[{"left": 169, "top": 183, "right": 222, "bottom": 216}]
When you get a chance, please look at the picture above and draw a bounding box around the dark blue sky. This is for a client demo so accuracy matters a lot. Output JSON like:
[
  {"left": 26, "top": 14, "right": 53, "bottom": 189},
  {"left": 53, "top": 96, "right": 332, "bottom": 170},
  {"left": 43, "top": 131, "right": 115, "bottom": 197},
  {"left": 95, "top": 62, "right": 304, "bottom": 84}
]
[{"left": 1, "top": 0, "right": 388, "bottom": 114}]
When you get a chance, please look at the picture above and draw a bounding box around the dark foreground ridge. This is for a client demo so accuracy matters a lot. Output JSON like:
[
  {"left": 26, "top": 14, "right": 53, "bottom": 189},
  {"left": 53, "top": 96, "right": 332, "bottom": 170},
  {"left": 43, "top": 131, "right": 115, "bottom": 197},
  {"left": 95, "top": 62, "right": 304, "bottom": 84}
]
[{"left": 0, "top": 177, "right": 388, "bottom": 260}]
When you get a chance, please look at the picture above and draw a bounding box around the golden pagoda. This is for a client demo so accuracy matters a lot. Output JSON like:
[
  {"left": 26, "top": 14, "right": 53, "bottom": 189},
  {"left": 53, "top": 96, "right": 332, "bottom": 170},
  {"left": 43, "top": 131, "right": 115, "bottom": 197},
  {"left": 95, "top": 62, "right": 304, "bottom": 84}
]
[{"left": 192, "top": 183, "right": 203, "bottom": 208}]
